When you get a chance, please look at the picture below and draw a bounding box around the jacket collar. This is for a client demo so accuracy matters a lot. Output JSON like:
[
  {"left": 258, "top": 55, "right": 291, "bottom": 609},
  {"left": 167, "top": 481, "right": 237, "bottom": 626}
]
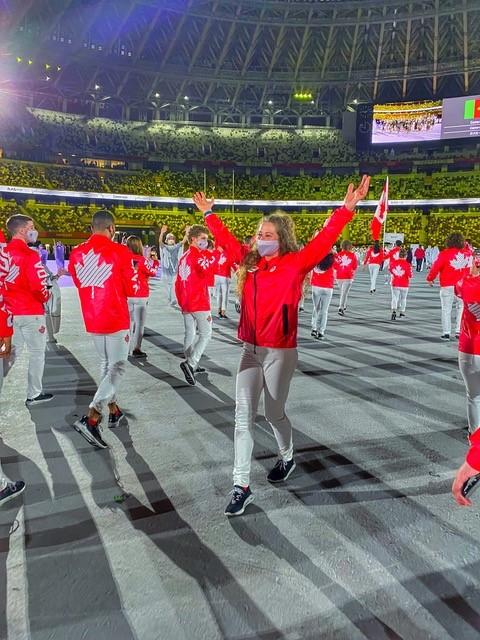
[{"left": 8, "top": 238, "right": 29, "bottom": 252}]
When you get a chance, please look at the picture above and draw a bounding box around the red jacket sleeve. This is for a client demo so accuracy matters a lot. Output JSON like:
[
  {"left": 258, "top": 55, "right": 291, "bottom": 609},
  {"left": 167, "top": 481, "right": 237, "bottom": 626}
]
[
  {"left": 467, "top": 430, "right": 480, "bottom": 471},
  {"left": 294, "top": 206, "right": 355, "bottom": 275},
  {"left": 205, "top": 214, "right": 243, "bottom": 264},
  {"left": 27, "top": 253, "right": 50, "bottom": 304},
  {"left": 119, "top": 246, "right": 138, "bottom": 298},
  {"left": 427, "top": 252, "right": 444, "bottom": 283},
  {"left": 363, "top": 248, "right": 371, "bottom": 266}
]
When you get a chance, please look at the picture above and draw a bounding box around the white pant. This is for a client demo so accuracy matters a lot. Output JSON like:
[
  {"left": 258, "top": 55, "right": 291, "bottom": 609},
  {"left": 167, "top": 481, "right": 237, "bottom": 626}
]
[
  {"left": 337, "top": 279, "right": 353, "bottom": 310},
  {"left": 459, "top": 352, "right": 480, "bottom": 433},
  {"left": 183, "top": 311, "right": 212, "bottom": 369},
  {"left": 10, "top": 315, "right": 47, "bottom": 400},
  {"left": 163, "top": 272, "right": 176, "bottom": 305},
  {"left": 234, "top": 343, "right": 297, "bottom": 486},
  {"left": 439, "top": 286, "right": 463, "bottom": 336},
  {"left": 215, "top": 275, "right": 231, "bottom": 312},
  {"left": 368, "top": 264, "right": 380, "bottom": 291},
  {"left": 128, "top": 297, "right": 149, "bottom": 351},
  {"left": 311, "top": 286, "right": 333, "bottom": 334},
  {"left": 391, "top": 286, "right": 409, "bottom": 312},
  {"left": 90, "top": 330, "right": 130, "bottom": 412}
]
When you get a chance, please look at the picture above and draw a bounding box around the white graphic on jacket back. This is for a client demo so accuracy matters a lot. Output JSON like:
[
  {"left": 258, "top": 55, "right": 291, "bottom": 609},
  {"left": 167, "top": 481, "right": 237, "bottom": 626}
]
[
  {"left": 391, "top": 265, "right": 405, "bottom": 277},
  {"left": 468, "top": 303, "right": 480, "bottom": 321},
  {"left": 337, "top": 255, "right": 352, "bottom": 268},
  {"left": 75, "top": 249, "right": 113, "bottom": 298},
  {"left": 218, "top": 253, "right": 227, "bottom": 266},
  {"left": 450, "top": 253, "right": 472, "bottom": 271},
  {"left": 178, "top": 259, "right": 191, "bottom": 282},
  {"left": 4, "top": 262, "right": 20, "bottom": 284}
]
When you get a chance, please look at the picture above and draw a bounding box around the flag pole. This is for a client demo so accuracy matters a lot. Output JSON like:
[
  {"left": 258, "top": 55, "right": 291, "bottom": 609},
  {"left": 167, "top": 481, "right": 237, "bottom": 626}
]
[{"left": 382, "top": 176, "right": 389, "bottom": 250}]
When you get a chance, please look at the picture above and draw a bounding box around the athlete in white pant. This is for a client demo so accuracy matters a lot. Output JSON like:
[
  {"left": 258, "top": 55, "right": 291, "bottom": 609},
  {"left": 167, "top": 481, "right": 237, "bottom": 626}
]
[
  {"left": 389, "top": 249, "right": 412, "bottom": 320},
  {"left": 335, "top": 240, "right": 358, "bottom": 315},
  {"left": 363, "top": 241, "right": 385, "bottom": 293},
  {"left": 215, "top": 276, "right": 230, "bottom": 316},
  {"left": 3, "top": 215, "right": 52, "bottom": 404},
  {"left": 194, "top": 176, "right": 370, "bottom": 516},
  {"left": 451, "top": 257, "right": 480, "bottom": 506},
  {"left": 310, "top": 252, "right": 335, "bottom": 339},
  {"left": 69, "top": 210, "right": 137, "bottom": 449}
]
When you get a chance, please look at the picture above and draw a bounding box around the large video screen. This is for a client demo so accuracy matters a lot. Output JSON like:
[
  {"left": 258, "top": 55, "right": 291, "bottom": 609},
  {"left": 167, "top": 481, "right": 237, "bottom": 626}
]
[{"left": 371, "top": 95, "right": 480, "bottom": 144}]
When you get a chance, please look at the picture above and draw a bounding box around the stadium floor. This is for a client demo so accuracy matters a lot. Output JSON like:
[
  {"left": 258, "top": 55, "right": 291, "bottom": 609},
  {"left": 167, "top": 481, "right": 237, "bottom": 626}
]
[{"left": 1, "top": 269, "right": 479, "bottom": 640}]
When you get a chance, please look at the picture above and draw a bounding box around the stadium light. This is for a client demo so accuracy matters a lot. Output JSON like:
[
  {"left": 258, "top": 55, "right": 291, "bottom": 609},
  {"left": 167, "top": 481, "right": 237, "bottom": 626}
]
[
  {"left": 267, "top": 100, "right": 273, "bottom": 105},
  {"left": 28, "top": 59, "right": 33, "bottom": 65},
  {"left": 183, "top": 95, "right": 189, "bottom": 101},
  {"left": 154, "top": 92, "right": 160, "bottom": 98},
  {"left": 94, "top": 84, "right": 100, "bottom": 90},
  {"left": 353, "top": 98, "right": 358, "bottom": 104},
  {"left": 16, "top": 57, "right": 22, "bottom": 63}
]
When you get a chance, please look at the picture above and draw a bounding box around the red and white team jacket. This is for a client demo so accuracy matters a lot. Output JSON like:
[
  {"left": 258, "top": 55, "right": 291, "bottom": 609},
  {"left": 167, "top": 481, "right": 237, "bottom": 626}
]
[
  {"left": 69, "top": 234, "right": 137, "bottom": 334},
  {"left": 310, "top": 264, "right": 335, "bottom": 289},
  {"left": 205, "top": 206, "right": 354, "bottom": 348},
  {"left": 0, "top": 235, "right": 13, "bottom": 338},
  {"left": 215, "top": 250, "right": 235, "bottom": 279},
  {"left": 426, "top": 247, "right": 473, "bottom": 287},
  {"left": 3, "top": 238, "right": 50, "bottom": 316},
  {"left": 334, "top": 250, "right": 358, "bottom": 280},
  {"left": 130, "top": 254, "right": 159, "bottom": 298},
  {"left": 363, "top": 247, "right": 385, "bottom": 266},
  {"left": 455, "top": 274, "right": 480, "bottom": 356},
  {"left": 385, "top": 247, "right": 402, "bottom": 262},
  {"left": 389, "top": 258, "right": 412, "bottom": 288},
  {"left": 175, "top": 245, "right": 219, "bottom": 313}
]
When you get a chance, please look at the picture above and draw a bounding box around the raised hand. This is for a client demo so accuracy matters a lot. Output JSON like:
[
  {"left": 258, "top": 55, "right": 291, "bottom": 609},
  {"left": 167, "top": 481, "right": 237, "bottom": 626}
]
[
  {"left": 193, "top": 192, "right": 215, "bottom": 214},
  {"left": 160, "top": 224, "right": 168, "bottom": 235},
  {"left": 343, "top": 175, "right": 371, "bottom": 212}
]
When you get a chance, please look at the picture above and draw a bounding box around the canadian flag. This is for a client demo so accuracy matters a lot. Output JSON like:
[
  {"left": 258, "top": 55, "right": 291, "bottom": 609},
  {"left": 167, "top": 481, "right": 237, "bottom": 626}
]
[{"left": 370, "top": 177, "right": 389, "bottom": 241}]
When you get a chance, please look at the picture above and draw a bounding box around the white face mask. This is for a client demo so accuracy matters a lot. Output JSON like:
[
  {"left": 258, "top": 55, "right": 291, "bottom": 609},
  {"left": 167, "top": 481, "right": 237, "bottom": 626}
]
[
  {"left": 197, "top": 239, "right": 208, "bottom": 250},
  {"left": 256, "top": 239, "right": 279, "bottom": 257},
  {"left": 26, "top": 229, "right": 39, "bottom": 244}
]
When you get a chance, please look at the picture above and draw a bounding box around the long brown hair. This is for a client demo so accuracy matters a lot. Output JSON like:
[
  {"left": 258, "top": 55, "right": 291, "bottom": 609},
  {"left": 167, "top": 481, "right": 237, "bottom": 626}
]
[
  {"left": 127, "top": 235, "right": 143, "bottom": 255},
  {"left": 237, "top": 211, "right": 298, "bottom": 296}
]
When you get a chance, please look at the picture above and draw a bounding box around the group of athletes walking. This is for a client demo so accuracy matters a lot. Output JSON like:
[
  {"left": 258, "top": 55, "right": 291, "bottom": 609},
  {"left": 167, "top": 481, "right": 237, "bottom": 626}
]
[{"left": 0, "top": 174, "right": 479, "bottom": 512}]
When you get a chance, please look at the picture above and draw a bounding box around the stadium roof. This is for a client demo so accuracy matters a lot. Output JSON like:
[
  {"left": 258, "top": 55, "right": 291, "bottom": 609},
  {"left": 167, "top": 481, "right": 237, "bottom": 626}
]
[{"left": 4, "top": 0, "right": 480, "bottom": 117}]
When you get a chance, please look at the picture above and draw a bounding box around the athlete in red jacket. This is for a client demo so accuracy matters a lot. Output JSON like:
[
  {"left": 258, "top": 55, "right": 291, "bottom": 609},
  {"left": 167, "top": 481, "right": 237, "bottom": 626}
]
[
  {"left": 68, "top": 210, "right": 137, "bottom": 448},
  {"left": 389, "top": 249, "right": 413, "bottom": 320},
  {"left": 175, "top": 224, "right": 219, "bottom": 385},
  {"left": 334, "top": 241, "right": 358, "bottom": 315},
  {"left": 426, "top": 233, "right": 473, "bottom": 340},
  {"left": 310, "top": 252, "right": 335, "bottom": 340},
  {"left": 452, "top": 252, "right": 480, "bottom": 505},
  {"left": 194, "top": 175, "right": 370, "bottom": 516},
  {"left": 0, "top": 231, "right": 26, "bottom": 505},
  {"left": 215, "top": 247, "right": 235, "bottom": 318},
  {"left": 3, "top": 215, "right": 52, "bottom": 405},
  {"left": 363, "top": 241, "right": 385, "bottom": 293},
  {"left": 126, "top": 235, "right": 159, "bottom": 359}
]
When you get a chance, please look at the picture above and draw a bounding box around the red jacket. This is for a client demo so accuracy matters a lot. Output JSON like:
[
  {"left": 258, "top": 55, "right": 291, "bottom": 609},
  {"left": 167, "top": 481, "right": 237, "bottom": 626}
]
[
  {"left": 414, "top": 247, "right": 426, "bottom": 259},
  {"left": 386, "top": 247, "right": 402, "bottom": 262},
  {"left": 3, "top": 238, "right": 50, "bottom": 316},
  {"left": 455, "top": 275, "right": 480, "bottom": 356},
  {"left": 175, "top": 245, "right": 219, "bottom": 313},
  {"left": 215, "top": 251, "right": 235, "bottom": 278},
  {"left": 363, "top": 247, "right": 385, "bottom": 266},
  {"left": 130, "top": 253, "right": 159, "bottom": 298},
  {"left": 206, "top": 206, "right": 354, "bottom": 348},
  {"left": 69, "top": 234, "right": 136, "bottom": 334},
  {"left": 0, "top": 243, "right": 13, "bottom": 338},
  {"left": 310, "top": 264, "right": 335, "bottom": 289},
  {"left": 334, "top": 251, "right": 358, "bottom": 280},
  {"left": 426, "top": 247, "right": 473, "bottom": 287},
  {"left": 389, "top": 258, "right": 412, "bottom": 288}
]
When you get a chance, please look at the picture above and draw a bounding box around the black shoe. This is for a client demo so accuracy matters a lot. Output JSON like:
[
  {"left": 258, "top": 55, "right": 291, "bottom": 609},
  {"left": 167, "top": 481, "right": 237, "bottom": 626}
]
[
  {"left": 299, "top": 307, "right": 304, "bottom": 313},
  {"left": 440, "top": 334, "right": 450, "bottom": 341},
  {"left": 73, "top": 416, "right": 108, "bottom": 449},
  {"left": 224, "top": 485, "right": 254, "bottom": 517},
  {"left": 0, "top": 481, "right": 26, "bottom": 507},
  {"left": 311, "top": 329, "right": 318, "bottom": 338},
  {"left": 235, "top": 301, "right": 241, "bottom": 313},
  {"left": 316, "top": 332, "right": 324, "bottom": 340},
  {"left": 267, "top": 458, "right": 296, "bottom": 483},
  {"left": 108, "top": 410, "right": 125, "bottom": 428},
  {"left": 391, "top": 310, "right": 396, "bottom": 321},
  {"left": 132, "top": 349, "right": 147, "bottom": 359},
  {"left": 399, "top": 312, "right": 406, "bottom": 318},
  {"left": 26, "top": 393, "right": 54, "bottom": 406},
  {"left": 195, "top": 366, "right": 206, "bottom": 373},
  {"left": 455, "top": 333, "right": 460, "bottom": 340},
  {"left": 180, "top": 361, "right": 196, "bottom": 386},
  {"left": 338, "top": 308, "right": 345, "bottom": 316}
]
